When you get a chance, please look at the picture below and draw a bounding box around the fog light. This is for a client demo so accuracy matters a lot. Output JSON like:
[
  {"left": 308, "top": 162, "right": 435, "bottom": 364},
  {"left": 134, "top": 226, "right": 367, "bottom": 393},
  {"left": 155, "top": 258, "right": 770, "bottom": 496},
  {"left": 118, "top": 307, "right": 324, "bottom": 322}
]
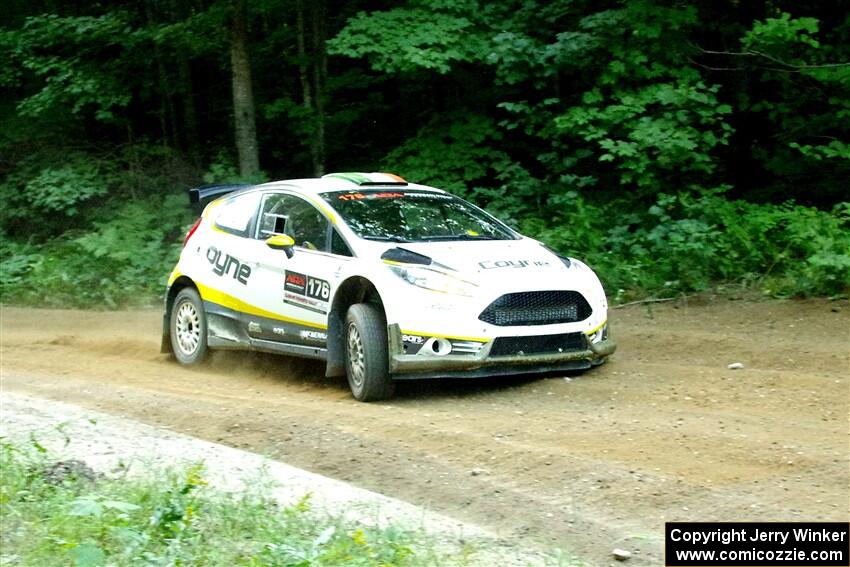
[{"left": 422, "top": 337, "right": 452, "bottom": 356}]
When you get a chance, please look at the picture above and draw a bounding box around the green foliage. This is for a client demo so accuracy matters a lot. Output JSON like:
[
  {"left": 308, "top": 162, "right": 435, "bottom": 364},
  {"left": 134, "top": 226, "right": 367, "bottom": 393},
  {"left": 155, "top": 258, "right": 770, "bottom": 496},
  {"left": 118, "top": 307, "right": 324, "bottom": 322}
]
[
  {"left": 742, "top": 12, "right": 821, "bottom": 54},
  {"left": 383, "top": 113, "right": 509, "bottom": 193},
  {"left": 202, "top": 151, "right": 269, "bottom": 185},
  {"left": 554, "top": 81, "right": 732, "bottom": 189},
  {"left": 0, "top": 0, "right": 848, "bottom": 306},
  {"left": 327, "top": 2, "right": 486, "bottom": 74},
  {"left": 6, "top": 12, "right": 139, "bottom": 121},
  {"left": 0, "top": 140, "right": 198, "bottom": 307},
  {"left": 0, "top": 153, "right": 120, "bottom": 243},
  {"left": 23, "top": 162, "right": 110, "bottom": 216},
  {"left": 789, "top": 140, "right": 850, "bottom": 162},
  {"left": 732, "top": 11, "right": 850, "bottom": 202},
  {"left": 2, "top": 196, "right": 191, "bottom": 308},
  {"left": 382, "top": 112, "right": 547, "bottom": 224},
  {"left": 0, "top": 439, "right": 467, "bottom": 566},
  {"left": 0, "top": 239, "right": 42, "bottom": 301},
  {"left": 521, "top": 193, "right": 850, "bottom": 300}
]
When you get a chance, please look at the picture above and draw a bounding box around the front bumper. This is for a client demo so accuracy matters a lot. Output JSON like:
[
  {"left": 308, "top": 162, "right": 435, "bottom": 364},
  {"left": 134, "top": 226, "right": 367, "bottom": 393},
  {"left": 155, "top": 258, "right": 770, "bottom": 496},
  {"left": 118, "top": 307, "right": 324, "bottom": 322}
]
[{"left": 387, "top": 324, "right": 616, "bottom": 379}]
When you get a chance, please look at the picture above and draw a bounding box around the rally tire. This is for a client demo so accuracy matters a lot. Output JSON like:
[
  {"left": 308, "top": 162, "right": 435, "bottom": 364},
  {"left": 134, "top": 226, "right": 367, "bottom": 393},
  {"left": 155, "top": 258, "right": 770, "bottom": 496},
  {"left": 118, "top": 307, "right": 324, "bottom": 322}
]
[
  {"left": 344, "top": 303, "right": 395, "bottom": 402},
  {"left": 170, "top": 287, "right": 209, "bottom": 365}
]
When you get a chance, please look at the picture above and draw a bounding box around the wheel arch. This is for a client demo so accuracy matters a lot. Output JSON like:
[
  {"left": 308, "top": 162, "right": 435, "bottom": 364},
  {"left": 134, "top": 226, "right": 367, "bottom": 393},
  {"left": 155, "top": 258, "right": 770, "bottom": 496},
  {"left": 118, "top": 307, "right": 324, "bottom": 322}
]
[
  {"left": 160, "top": 276, "right": 201, "bottom": 354},
  {"left": 326, "top": 276, "right": 385, "bottom": 377}
]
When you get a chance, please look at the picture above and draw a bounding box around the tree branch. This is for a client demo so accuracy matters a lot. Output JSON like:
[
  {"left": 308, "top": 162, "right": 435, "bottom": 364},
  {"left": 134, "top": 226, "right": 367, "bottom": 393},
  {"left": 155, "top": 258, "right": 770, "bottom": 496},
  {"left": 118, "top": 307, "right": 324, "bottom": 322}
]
[
  {"left": 612, "top": 297, "right": 680, "bottom": 309},
  {"left": 697, "top": 47, "right": 850, "bottom": 71}
]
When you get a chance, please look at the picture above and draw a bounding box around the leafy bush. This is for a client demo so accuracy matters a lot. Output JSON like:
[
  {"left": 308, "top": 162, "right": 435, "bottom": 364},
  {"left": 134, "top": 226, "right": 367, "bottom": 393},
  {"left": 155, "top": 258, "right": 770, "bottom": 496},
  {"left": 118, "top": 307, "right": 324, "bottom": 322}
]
[
  {"left": 2, "top": 196, "right": 192, "bottom": 308},
  {"left": 202, "top": 150, "right": 269, "bottom": 185},
  {"left": 0, "top": 238, "right": 43, "bottom": 301},
  {"left": 1, "top": 154, "right": 117, "bottom": 240},
  {"left": 520, "top": 192, "right": 850, "bottom": 300},
  {"left": 24, "top": 162, "right": 110, "bottom": 216},
  {"left": 0, "top": 142, "right": 200, "bottom": 307}
]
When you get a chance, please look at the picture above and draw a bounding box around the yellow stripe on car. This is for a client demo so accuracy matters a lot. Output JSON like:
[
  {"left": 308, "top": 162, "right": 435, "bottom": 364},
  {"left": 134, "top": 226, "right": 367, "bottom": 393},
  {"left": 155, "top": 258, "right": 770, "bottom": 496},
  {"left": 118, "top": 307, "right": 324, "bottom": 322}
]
[
  {"left": 168, "top": 269, "right": 182, "bottom": 286},
  {"left": 202, "top": 198, "right": 225, "bottom": 218},
  {"left": 195, "top": 281, "right": 327, "bottom": 330},
  {"left": 584, "top": 320, "right": 607, "bottom": 335},
  {"left": 305, "top": 194, "right": 338, "bottom": 224}
]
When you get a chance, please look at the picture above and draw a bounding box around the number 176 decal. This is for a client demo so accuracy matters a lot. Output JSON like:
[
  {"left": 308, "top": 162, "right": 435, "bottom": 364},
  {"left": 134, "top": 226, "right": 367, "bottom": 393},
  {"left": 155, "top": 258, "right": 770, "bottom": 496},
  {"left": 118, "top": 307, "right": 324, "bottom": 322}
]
[
  {"left": 285, "top": 270, "right": 330, "bottom": 302},
  {"left": 306, "top": 277, "right": 330, "bottom": 300}
]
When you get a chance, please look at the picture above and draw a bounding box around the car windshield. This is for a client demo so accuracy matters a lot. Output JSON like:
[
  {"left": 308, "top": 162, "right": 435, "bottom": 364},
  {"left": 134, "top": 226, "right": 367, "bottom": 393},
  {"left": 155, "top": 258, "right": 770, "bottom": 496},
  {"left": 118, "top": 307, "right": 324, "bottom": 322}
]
[{"left": 321, "top": 190, "right": 518, "bottom": 242}]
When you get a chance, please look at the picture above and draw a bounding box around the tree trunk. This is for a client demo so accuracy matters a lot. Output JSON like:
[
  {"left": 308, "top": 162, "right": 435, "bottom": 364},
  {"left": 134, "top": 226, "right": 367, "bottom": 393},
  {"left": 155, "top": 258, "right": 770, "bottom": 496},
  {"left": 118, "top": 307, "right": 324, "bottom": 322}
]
[
  {"left": 311, "top": 0, "right": 326, "bottom": 176},
  {"left": 169, "top": 0, "right": 200, "bottom": 161},
  {"left": 179, "top": 54, "right": 200, "bottom": 164},
  {"left": 296, "top": 0, "right": 319, "bottom": 176},
  {"left": 144, "top": 0, "right": 175, "bottom": 149},
  {"left": 230, "top": 0, "right": 260, "bottom": 177}
]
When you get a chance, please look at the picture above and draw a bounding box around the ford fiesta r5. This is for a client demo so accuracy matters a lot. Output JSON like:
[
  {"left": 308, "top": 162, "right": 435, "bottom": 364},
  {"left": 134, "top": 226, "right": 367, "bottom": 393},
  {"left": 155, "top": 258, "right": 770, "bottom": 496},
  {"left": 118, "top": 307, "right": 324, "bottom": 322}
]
[{"left": 161, "top": 172, "right": 617, "bottom": 401}]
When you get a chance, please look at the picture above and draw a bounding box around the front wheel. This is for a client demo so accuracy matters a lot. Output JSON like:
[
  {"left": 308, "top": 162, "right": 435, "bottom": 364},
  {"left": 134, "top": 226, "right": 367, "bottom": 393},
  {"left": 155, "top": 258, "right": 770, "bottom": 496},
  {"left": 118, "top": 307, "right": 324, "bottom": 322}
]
[
  {"left": 170, "top": 287, "right": 208, "bottom": 365},
  {"left": 344, "top": 303, "right": 395, "bottom": 402}
]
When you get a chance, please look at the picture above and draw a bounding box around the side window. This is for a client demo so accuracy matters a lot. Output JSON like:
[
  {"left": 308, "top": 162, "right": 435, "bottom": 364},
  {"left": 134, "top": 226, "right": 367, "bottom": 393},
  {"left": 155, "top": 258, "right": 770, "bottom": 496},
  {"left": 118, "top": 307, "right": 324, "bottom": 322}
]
[
  {"left": 214, "top": 192, "right": 261, "bottom": 237},
  {"left": 331, "top": 228, "right": 353, "bottom": 257},
  {"left": 257, "top": 194, "right": 329, "bottom": 251},
  {"left": 257, "top": 194, "right": 291, "bottom": 238}
]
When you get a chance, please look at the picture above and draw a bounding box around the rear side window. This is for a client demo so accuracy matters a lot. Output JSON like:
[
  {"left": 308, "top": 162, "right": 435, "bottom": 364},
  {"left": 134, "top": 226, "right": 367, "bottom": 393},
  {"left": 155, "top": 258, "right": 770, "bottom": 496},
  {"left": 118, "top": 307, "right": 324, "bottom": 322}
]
[{"left": 214, "top": 192, "right": 261, "bottom": 236}]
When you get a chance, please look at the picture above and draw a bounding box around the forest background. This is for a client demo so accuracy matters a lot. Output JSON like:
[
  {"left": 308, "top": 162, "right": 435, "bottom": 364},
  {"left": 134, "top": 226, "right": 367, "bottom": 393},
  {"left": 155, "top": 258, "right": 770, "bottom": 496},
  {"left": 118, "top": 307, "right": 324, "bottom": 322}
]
[{"left": 1, "top": 0, "right": 848, "bottom": 307}]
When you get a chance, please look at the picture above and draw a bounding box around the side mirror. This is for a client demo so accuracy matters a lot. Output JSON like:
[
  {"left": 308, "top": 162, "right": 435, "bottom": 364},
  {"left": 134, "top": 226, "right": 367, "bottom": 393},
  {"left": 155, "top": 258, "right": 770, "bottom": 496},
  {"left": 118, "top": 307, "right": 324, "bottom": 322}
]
[{"left": 266, "top": 234, "right": 295, "bottom": 258}]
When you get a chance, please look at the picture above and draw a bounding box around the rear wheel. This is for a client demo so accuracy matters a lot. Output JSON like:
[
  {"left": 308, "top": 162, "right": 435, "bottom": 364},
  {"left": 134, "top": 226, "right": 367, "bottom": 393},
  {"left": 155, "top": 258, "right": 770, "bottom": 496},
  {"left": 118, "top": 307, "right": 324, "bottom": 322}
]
[
  {"left": 170, "top": 287, "right": 208, "bottom": 365},
  {"left": 344, "top": 303, "right": 394, "bottom": 401}
]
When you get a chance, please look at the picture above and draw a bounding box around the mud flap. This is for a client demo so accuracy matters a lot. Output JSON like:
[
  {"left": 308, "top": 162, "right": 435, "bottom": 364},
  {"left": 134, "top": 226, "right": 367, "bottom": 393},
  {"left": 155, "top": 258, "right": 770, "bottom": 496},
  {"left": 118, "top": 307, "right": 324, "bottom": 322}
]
[{"left": 160, "top": 313, "right": 171, "bottom": 354}]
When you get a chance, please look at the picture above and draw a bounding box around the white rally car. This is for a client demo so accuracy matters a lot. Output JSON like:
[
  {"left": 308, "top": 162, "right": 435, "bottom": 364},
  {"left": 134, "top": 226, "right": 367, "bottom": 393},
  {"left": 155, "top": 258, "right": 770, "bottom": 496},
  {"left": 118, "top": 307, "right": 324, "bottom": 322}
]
[{"left": 162, "top": 172, "right": 616, "bottom": 401}]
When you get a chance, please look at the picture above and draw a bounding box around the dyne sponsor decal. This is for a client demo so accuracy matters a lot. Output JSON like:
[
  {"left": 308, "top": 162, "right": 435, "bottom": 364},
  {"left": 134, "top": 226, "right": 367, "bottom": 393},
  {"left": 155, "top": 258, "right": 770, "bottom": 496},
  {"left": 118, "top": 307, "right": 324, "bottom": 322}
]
[
  {"left": 478, "top": 259, "right": 550, "bottom": 270},
  {"left": 207, "top": 246, "right": 251, "bottom": 284}
]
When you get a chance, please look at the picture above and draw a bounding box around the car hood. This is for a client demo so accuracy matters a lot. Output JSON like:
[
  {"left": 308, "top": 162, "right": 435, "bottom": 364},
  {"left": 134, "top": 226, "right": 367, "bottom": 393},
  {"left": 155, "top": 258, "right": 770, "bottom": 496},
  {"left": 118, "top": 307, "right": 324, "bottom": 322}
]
[{"left": 379, "top": 238, "right": 583, "bottom": 285}]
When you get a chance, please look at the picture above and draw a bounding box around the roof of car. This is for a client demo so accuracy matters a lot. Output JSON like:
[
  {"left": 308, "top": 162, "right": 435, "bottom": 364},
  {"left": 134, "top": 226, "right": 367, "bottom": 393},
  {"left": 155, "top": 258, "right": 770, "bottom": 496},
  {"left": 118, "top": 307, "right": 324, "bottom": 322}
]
[
  {"left": 194, "top": 173, "right": 449, "bottom": 213},
  {"left": 255, "top": 172, "right": 447, "bottom": 195}
]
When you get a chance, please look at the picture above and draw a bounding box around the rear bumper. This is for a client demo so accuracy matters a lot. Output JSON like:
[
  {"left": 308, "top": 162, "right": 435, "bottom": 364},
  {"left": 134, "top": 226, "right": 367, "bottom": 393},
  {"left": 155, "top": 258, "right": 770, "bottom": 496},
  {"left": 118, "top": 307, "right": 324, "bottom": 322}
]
[{"left": 387, "top": 324, "right": 616, "bottom": 379}]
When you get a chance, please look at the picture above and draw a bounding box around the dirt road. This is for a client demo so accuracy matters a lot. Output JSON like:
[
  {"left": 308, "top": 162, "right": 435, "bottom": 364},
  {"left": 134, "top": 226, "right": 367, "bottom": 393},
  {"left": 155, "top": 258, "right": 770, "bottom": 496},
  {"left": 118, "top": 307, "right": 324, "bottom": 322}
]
[{"left": 2, "top": 299, "right": 848, "bottom": 564}]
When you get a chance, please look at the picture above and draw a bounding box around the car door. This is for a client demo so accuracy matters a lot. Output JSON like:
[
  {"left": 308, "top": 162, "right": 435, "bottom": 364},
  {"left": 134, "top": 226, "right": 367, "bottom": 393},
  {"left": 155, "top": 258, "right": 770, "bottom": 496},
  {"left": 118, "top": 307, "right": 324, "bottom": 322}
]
[
  {"left": 194, "top": 190, "right": 263, "bottom": 313},
  {"left": 241, "top": 191, "right": 354, "bottom": 349}
]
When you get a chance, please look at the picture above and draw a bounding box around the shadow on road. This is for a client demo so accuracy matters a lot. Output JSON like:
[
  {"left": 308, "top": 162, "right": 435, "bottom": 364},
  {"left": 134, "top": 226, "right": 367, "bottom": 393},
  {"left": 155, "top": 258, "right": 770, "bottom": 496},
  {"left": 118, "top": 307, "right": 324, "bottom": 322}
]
[{"left": 200, "top": 348, "right": 588, "bottom": 401}]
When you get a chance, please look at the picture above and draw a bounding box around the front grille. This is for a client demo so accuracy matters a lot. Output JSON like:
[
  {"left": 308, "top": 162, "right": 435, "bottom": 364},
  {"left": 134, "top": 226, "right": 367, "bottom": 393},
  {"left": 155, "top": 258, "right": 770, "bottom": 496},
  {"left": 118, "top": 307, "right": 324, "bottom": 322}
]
[
  {"left": 489, "top": 333, "right": 587, "bottom": 357},
  {"left": 479, "top": 291, "right": 592, "bottom": 326}
]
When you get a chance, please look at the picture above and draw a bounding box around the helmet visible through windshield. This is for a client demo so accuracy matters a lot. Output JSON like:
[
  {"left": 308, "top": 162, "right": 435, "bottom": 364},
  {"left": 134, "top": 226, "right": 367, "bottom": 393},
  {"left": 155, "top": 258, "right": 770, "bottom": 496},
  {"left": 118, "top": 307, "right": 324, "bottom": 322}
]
[{"left": 321, "top": 190, "right": 517, "bottom": 243}]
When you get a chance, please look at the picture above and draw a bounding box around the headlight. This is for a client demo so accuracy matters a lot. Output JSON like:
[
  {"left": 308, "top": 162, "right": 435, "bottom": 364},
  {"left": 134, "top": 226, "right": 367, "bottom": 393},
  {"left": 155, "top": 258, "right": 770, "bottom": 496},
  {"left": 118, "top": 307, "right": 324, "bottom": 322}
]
[{"left": 387, "top": 264, "right": 478, "bottom": 296}]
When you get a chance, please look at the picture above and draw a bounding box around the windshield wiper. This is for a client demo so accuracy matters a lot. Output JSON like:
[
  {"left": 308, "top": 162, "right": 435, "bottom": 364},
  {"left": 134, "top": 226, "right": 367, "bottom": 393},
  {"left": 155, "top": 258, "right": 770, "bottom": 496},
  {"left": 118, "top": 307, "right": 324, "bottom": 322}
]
[
  {"left": 362, "top": 235, "right": 413, "bottom": 243},
  {"left": 419, "top": 234, "right": 501, "bottom": 241}
]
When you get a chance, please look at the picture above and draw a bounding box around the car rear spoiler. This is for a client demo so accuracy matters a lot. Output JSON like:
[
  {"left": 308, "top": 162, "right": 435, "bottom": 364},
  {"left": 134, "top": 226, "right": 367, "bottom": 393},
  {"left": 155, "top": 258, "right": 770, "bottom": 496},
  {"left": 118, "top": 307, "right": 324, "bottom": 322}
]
[{"left": 188, "top": 183, "right": 253, "bottom": 209}]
